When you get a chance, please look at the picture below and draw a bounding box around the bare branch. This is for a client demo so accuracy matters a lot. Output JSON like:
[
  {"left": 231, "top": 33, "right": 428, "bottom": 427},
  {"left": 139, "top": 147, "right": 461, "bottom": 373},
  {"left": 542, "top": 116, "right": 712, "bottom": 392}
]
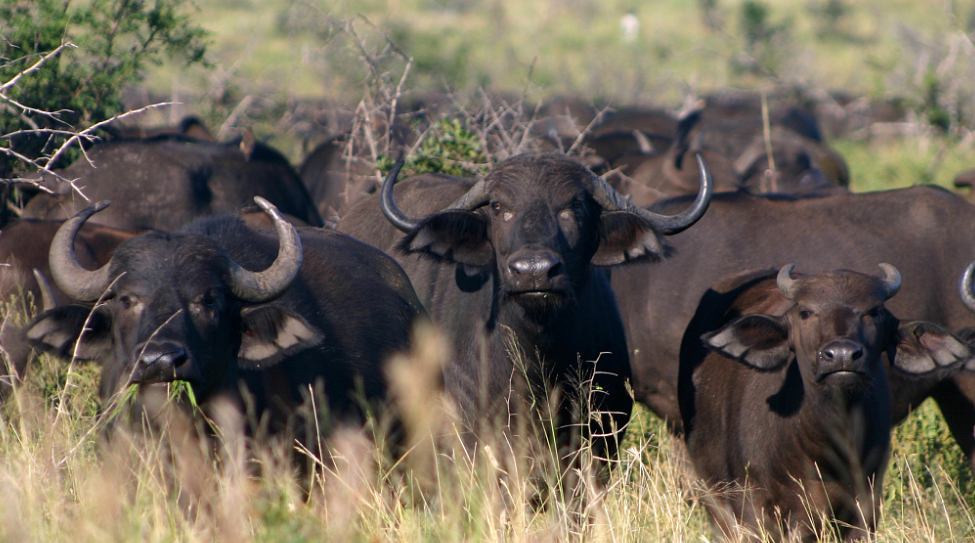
[
  {"left": 0, "top": 41, "right": 77, "bottom": 95},
  {"left": 216, "top": 95, "right": 254, "bottom": 141},
  {"left": 566, "top": 104, "right": 612, "bottom": 157},
  {"left": 44, "top": 101, "right": 174, "bottom": 170}
]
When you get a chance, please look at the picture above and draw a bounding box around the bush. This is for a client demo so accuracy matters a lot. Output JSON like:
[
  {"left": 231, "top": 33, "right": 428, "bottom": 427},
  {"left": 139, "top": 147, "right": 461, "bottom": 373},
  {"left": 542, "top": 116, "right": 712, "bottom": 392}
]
[
  {"left": 0, "top": 0, "right": 210, "bottom": 177},
  {"left": 378, "top": 118, "right": 488, "bottom": 178}
]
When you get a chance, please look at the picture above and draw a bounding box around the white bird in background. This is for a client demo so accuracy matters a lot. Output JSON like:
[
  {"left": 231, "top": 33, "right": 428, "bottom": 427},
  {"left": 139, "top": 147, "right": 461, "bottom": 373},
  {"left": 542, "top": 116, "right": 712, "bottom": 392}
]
[{"left": 621, "top": 12, "right": 639, "bottom": 43}]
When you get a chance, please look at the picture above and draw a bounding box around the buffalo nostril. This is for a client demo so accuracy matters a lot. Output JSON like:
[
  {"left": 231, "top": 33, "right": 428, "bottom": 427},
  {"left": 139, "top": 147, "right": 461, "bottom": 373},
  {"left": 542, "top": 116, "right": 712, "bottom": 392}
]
[
  {"left": 819, "top": 341, "right": 863, "bottom": 364},
  {"left": 139, "top": 347, "right": 187, "bottom": 367},
  {"left": 135, "top": 344, "right": 188, "bottom": 382},
  {"left": 509, "top": 254, "right": 561, "bottom": 276}
]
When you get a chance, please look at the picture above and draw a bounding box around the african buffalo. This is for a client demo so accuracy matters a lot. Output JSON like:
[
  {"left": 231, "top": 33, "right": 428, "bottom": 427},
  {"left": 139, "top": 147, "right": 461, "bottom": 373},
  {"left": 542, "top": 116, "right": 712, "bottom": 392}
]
[
  {"left": 609, "top": 187, "right": 975, "bottom": 467},
  {"left": 299, "top": 135, "right": 378, "bottom": 222},
  {"left": 20, "top": 136, "right": 323, "bottom": 231},
  {"left": 24, "top": 198, "right": 422, "bottom": 463},
  {"left": 680, "top": 264, "right": 973, "bottom": 541},
  {"left": 628, "top": 111, "right": 849, "bottom": 198},
  {"left": 338, "top": 152, "right": 711, "bottom": 485}
]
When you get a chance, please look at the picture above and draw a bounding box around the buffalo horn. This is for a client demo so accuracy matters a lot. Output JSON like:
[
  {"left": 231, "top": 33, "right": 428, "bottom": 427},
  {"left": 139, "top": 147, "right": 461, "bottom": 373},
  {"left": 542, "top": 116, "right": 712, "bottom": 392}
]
[
  {"left": 777, "top": 263, "right": 800, "bottom": 301},
  {"left": 588, "top": 152, "right": 713, "bottom": 235},
  {"left": 960, "top": 259, "right": 975, "bottom": 313},
  {"left": 227, "top": 197, "right": 303, "bottom": 303},
  {"left": 444, "top": 178, "right": 491, "bottom": 211},
  {"left": 49, "top": 201, "right": 114, "bottom": 302},
  {"left": 381, "top": 160, "right": 492, "bottom": 233},
  {"left": 878, "top": 263, "right": 901, "bottom": 300},
  {"left": 32, "top": 269, "right": 57, "bottom": 311},
  {"left": 380, "top": 161, "right": 422, "bottom": 233}
]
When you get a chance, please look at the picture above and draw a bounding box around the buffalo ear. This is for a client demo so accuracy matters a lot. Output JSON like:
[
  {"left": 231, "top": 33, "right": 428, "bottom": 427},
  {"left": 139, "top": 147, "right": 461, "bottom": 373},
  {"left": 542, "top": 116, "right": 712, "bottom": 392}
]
[
  {"left": 398, "top": 210, "right": 493, "bottom": 267},
  {"left": 238, "top": 305, "right": 324, "bottom": 370},
  {"left": 24, "top": 305, "right": 112, "bottom": 361},
  {"left": 703, "top": 314, "right": 791, "bottom": 370},
  {"left": 890, "top": 321, "right": 973, "bottom": 375},
  {"left": 592, "top": 211, "right": 673, "bottom": 266}
]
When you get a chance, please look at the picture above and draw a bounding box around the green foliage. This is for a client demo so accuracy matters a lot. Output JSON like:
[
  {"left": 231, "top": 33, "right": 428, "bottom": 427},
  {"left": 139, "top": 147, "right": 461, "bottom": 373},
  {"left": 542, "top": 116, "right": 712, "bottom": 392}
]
[
  {"left": 809, "top": 0, "right": 849, "bottom": 38},
  {"left": 377, "top": 118, "right": 488, "bottom": 178},
  {"left": 731, "top": 0, "right": 793, "bottom": 77},
  {"left": 887, "top": 399, "right": 975, "bottom": 512},
  {"left": 922, "top": 70, "right": 952, "bottom": 134},
  {"left": 0, "top": 0, "right": 210, "bottom": 175}
]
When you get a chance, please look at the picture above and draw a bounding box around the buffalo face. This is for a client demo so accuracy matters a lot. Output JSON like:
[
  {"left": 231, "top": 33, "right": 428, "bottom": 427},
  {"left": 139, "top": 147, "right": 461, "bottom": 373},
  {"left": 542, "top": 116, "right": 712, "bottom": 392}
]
[
  {"left": 381, "top": 153, "right": 712, "bottom": 315},
  {"left": 25, "top": 198, "right": 322, "bottom": 403},
  {"left": 704, "top": 264, "right": 972, "bottom": 397}
]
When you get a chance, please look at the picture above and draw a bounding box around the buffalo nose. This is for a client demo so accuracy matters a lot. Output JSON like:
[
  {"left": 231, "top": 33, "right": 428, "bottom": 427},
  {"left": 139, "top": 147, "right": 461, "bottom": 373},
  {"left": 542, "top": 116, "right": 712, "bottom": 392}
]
[
  {"left": 508, "top": 254, "right": 562, "bottom": 277},
  {"left": 135, "top": 343, "right": 188, "bottom": 383},
  {"left": 820, "top": 340, "right": 863, "bottom": 365}
]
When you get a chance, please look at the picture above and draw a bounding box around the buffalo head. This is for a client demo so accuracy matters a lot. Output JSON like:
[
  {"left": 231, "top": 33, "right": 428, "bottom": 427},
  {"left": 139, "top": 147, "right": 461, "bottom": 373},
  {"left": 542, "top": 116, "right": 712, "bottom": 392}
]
[
  {"left": 26, "top": 197, "right": 321, "bottom": 401},
  {"left": 704, "top": 264, "right": 972, "bottom": 395},
  {"left": 380, "top": 152, "right": 711, "bottom": 314}
]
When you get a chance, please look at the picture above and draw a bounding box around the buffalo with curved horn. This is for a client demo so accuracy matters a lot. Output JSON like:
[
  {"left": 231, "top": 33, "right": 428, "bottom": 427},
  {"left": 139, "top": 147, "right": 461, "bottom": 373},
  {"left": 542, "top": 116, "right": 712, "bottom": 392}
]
[
  {"left": 26, "top": 197, "right": 424, "bottom": 465},
  {"left": 680, "top": 263, "right": 975, "bottom": 541},
  {"left": 339, "top": 151, "right": 712, "bottom": 490}
]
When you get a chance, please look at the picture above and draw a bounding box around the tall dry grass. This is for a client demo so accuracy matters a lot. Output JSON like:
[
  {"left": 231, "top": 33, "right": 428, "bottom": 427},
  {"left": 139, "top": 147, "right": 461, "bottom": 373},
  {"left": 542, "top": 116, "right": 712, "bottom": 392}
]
[{"left": 0, "top": 295, "right": 973, "bottom": 542}]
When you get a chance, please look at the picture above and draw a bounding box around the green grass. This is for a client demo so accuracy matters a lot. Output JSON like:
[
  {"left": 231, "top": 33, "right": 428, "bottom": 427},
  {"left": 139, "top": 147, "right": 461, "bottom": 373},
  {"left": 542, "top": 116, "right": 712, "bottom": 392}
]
[{"left": 835, "top": 137, "right": 975, "bottom": 192}]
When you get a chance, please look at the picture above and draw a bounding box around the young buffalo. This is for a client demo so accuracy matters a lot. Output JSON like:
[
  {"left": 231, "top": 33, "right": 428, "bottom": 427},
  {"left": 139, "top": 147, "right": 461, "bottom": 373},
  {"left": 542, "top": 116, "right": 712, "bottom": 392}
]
[{"left": 679, "top": 264, "right": 974, "bottom": 541}]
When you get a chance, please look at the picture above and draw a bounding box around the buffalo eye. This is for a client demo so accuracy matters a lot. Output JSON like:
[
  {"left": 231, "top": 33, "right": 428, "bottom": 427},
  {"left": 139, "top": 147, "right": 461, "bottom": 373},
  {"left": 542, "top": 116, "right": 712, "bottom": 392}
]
[
  {"left": 799, "top": 309, "right": 812, "bottom": 320},
  {"left": 491, "top": 201, "right": 502, "bottom": 213},
  {"left": 199, "top": 290, "right": 219, "bottom": 308},
  {"left": 865, "top": 306, "right": 884, "bottom": 319},
  {"left": 571, "top": 199, "right": 583, "bottom": 210},
  {"left": 119, "top": 295, "right": 134, "bottom": 309}
]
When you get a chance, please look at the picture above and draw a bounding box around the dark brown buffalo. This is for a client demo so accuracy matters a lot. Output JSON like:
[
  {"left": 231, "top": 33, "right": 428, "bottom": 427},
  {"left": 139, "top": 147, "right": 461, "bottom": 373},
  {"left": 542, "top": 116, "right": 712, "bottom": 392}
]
[
  {"left": 680, "top": 265, "right": 973, "bottom": 541},
  {"left": 107, "top": 115, "right": 215, "bottom": 142},
  {"left": 628, "top": 112, "right": 849, "bottom": 199},
  {"left": 298, "top": 135, "right": 377, "bottom": 222},
  {"left": 338, "top": 152, "right": 711, "bottom": 485},
  {"left": 610, "top": 187, "right": 975, "bottom": 467},
  {"left": 24, "top": 198, "right": 422, "bottom": 463},
  {"left": 20, "top": 136, "right": 323, "bottom": 231}
]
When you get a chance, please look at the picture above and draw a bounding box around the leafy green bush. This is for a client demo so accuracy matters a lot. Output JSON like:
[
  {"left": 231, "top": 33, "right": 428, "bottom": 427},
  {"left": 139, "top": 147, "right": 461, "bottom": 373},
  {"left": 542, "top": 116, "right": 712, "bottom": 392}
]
[
  {"left": 378, "top": 118, "right": 488, "bottom": 178},
  {"left": 0, "top": 0, "right": 210, "bottom": 176}
]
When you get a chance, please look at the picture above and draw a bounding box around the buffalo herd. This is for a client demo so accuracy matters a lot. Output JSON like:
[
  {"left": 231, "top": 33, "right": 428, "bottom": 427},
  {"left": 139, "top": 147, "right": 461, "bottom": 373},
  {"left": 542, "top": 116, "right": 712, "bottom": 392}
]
[{"left": 2, "top": 95, "right": 975, "bottom": 540}]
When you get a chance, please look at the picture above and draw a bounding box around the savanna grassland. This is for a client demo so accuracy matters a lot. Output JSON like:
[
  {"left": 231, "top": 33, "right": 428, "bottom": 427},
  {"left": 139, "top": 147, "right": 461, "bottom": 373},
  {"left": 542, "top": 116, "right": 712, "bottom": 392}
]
[{"left": 4, "top": 0, "right": 975, "bottom": 541}]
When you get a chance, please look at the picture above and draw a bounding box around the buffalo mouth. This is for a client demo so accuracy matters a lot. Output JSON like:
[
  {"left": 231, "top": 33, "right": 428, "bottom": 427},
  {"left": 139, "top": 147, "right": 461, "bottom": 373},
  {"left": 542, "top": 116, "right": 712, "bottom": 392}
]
[
  {"left": 508, "top": 288, "right": 571, "bottom": 303},
  {"left": 817, "top": 368, "right": 868, "bottom": 386},
  {"left": 507, "top": 288, "right": 575, "bottom": 314}
]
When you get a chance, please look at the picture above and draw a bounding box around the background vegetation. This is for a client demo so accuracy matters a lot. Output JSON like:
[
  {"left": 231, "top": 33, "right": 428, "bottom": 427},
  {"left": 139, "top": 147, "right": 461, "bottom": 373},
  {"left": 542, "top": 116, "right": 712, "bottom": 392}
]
[{"left": 3, "top": 0, "right": 975, "bottom": 540}]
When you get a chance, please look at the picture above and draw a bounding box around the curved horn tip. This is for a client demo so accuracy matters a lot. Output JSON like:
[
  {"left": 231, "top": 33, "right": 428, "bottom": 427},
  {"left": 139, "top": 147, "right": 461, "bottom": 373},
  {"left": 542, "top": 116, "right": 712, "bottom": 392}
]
[
  {"left": 252, "top": 196, "right": 283, "bottom": 218},
  {"left": 74, "top": 200, "right": 110, "bottom": 218},
  {"left": 878, "top": 262, "right": 902, "bottom": 298},
  {"left": 959, "top": 259, "right": 975, "bottom": 313},
  {"left": 777, "top": 263, "right": 799, "bottom": 300},
  {"left": 32, "top": 268, "right": 57, "bottom": 312},
  {"left": 380, "top": 159, "right": 421, "bottom": 233},
  {"left": 645, "top": 151, "right": 712, "bottom": 236}
]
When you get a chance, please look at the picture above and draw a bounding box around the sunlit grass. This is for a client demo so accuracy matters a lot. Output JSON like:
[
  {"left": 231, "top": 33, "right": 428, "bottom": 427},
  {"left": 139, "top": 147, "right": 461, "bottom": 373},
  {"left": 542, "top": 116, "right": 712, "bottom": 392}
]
[{"left": 1, "top": 298, "right": 973, "bottom": 541}]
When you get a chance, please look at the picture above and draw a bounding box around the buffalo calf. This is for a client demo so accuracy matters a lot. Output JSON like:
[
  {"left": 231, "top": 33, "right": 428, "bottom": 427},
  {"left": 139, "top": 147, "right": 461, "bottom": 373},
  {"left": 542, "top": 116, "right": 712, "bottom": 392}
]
[{"left": 679, "top": 265, "right": 973, "bottom": 541}]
